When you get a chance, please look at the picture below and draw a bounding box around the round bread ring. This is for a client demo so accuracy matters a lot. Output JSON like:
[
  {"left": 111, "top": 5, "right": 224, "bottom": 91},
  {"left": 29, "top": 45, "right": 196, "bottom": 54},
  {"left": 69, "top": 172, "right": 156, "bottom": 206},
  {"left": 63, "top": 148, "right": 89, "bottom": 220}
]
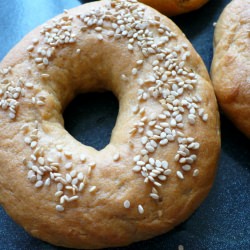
[
  {"left": 211, "top": 0, "right": 250, "bottom": 138},
  {"left": 0, "top": 0, "right": 220, "bottom": 248},
  {"left": 139, "top": 0, "right": 209, "bottom": 16}
]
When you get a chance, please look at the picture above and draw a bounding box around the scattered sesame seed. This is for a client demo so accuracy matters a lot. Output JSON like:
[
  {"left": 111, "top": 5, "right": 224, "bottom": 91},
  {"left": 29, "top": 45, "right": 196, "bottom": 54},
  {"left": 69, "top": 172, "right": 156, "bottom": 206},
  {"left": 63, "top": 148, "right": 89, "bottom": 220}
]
[
  {"left": 178, "top": 245, "right": 184, "bottom": 250},
  {"left": 27, "top": 45, "right": 34, "bottom": 52},
  {"left": 182, "top": 164, "right": 191, "bottom": 171},
  {"left": 35, "top": 180, "right": 43, "bottom": 188},
  {"left": 97, "top": 34, "right": 103, "bottom": 40},
  {"left": 121, "top": 74, "right": 128, "bottom": 81},
  {"left": 80, "top": 153, "right": 86, "bottom": 162},
  {"left": 68, "top": 195, "right": 79, "bottom": 202},
  {"left": 41, "top": 73, "right": 50, "bottom": 78},
  {"left": 89, "top": 186, "right": 97, "bottom": 193},
  {"left": 176, "top": 171, "right": 184, "bottom": 180},
  {"left": 56, "top": 205, "right": 64, "bottom": 212},
  {"left": 55, "top": 191, "right": 63, "bottom": 197},
  {"left": 132, "top": 68, "right": 138, "bottom": 75},
  {"left": 64, "top": 162, "right": 72, "bottom": 169},
  {"left": 124, "top": 200, "right": 130, "bottom": 208},
  {"left": 30, "top": 141, "right": 37, "bottom": 148},
  {"left": 193, "top": 169, "right": 199, "bottom": 176},
  {"left": 89, "top": 162, "right": 96, "bottom": 168},
  {"left": 64, "top": 151, "right": 72, "bottom": 158},
  {"left": 138, "top": 204, "right": 144, "bottom": 214},
  {"left": 133, "top": 165, "right": 141, "bottom": 172},
  {"left": 150, "top": 193, "right": 159, "bottom": 200},
  {"left": 113, "top": 153, "right": 120, "bottom": 161},
  {"left": 128, "top": 44, "right": 134, "bottom": 51},
  {"left": 202, "top": 113, "right": 208, "bottom": 121}
]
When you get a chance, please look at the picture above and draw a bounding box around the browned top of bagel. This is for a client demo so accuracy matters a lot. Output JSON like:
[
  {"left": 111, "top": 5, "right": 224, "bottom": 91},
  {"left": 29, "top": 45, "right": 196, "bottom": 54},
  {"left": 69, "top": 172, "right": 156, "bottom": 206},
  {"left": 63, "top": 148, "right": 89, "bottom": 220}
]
[
  {"left": 211, "top": 0, "right": 250, "bottom": 137},
  {"left": 0, "top": 0, "right": 220, "bottom": 248}
]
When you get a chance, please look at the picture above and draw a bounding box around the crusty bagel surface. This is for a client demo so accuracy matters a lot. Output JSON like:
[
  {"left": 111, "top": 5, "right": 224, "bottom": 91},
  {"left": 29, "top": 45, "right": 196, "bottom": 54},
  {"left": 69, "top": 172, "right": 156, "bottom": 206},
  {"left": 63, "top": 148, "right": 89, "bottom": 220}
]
[
  {"left": 139, "top": 0, "right": 209, "bottom": 16},
  {"left": 211, "top": 0, "right": 250, "bottom": 137},
  {"left": 0, "top": 0, "right": 220, "bottom": 248}
]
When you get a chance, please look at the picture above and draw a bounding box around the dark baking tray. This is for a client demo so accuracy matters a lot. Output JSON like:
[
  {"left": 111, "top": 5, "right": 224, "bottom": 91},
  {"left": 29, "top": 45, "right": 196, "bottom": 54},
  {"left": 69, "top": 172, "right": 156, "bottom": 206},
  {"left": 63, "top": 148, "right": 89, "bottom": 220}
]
[{"left": 0, "top": 0, "right": 249, "bottom": 249}]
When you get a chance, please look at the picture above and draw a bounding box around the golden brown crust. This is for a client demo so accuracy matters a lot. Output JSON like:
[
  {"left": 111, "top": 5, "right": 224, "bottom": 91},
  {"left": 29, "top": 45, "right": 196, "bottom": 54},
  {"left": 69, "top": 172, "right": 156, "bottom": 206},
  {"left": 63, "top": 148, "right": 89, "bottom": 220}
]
[
  {"left": 211, "top": 0, "right": 250, "bottom": 137},
  {"left": 139, "top": 0, "right": 209, "bottom": 16},
  {"left": 0, "top": 0, "right": 220, "bottom": 248}
]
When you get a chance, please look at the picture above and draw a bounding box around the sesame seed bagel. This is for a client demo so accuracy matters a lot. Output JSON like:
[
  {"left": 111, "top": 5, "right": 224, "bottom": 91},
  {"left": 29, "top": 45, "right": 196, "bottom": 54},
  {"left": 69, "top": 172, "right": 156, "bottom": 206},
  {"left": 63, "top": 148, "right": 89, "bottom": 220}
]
[
  {"left": 139, "top": 0, "right": 209, "bottom": 16},
  {"left": 211, "top": 0, "right": 250, "bottom": 138},
  {"left": 0, "top": 0, "right": 220, "bottom": 249}
]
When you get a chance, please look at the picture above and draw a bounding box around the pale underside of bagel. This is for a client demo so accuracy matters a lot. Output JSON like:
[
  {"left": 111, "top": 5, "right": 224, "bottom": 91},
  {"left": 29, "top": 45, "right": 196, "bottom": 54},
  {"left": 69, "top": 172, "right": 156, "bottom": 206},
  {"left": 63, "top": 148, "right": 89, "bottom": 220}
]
[{"left": 0, "top": 0, "right": 220, "bottom": 248}]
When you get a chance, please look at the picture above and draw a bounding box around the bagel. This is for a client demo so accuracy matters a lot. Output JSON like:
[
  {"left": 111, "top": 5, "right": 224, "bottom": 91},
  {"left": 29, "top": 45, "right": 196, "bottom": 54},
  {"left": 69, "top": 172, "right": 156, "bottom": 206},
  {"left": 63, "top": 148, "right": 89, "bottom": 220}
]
[
  {"left": 0, "top": 0, "right": 220, "bottom": 248},
  {"left": 211, "top": 0, "right": 250, "bottom": 138},
  {"left": 139, "top": 0, "right": 209, "bottom": 16}
]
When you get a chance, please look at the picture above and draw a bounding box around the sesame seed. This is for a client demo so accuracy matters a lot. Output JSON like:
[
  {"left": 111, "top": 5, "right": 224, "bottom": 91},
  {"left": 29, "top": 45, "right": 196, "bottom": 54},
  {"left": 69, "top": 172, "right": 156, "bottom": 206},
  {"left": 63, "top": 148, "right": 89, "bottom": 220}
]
[
  {"left": 113, "top": 153, "right": 120, "bottom": 161},
  {"left": 44, "top": 178, "right": 51, "bottom": 186},
  {"left": 136, "top": 59, "right": 144, "bottom": 65},
  {"left": 55, "top": 191, "right": 63, "bottom": 197},
  {"left": 132, "top": 104, "right": 139, "bottom": 114},
  {"left": 41, "top": 74, "right": 50, "bottom": 78},
  {"left": 70, "top": 170, "right": 77, "bottom": 178},
  {"left": 66, "top": 174, "right": 72, "bottom": 183},
  {"left": 35, "top": 180, "right": 43, "bottom": 188},
  {"left": 64, "top": 151, "right": 72, "bottom": 158},
  {"left": 154, "top": 181, "right": 162, "bottom": 187},
  {"left": 182, "top": 164, "right": 191, "bottom": 171},
  {"left": 177, "top": 245, "right": 185, "bottom": 250},
  {"left": 138, "top": 204, "right": 144, "bottom": 214},
  {"left": 27, "top": 45, "right": 34, "bottom": 52},
  {"left": 79, "top": 182, "right": 85, "bottom": 192},
  {"left": 137, "top": 160, "right": 145, "bottom": 166},
  {"left": 150, "top": 193, "right": 159, "bottom": 200},
  {"left": 24, "top": 137, "right": 31, "bottom": 144},
  {"left": 132, "top": 165, "right": 141, "bottom": 172},
  {"left": 141, "top": 136, "right": 148, "bottom": 145},
  {"left": 38, "top": 157, "right": 45, "bottom": 165},
  {"left": 121, "top": 74, "right": 128, "bottom": 81},
  {"left": 132, "top": 68, "right": 138, "bottom": 75},
  {"left": 176, "top": 171, "right": 184, "bottom": 180},
  {"left": 193, "top": 169, "right": 199, "bottom": 176},
  {"left": 56, "top": 205, "right": 64, "bottom": 212},
  {"left": 202, "top": 113, "right": 208, "bottom": 121},
  {"left": 97, "top": 34, "right": 103, "bottom": 40},
  {"left": 124, "top": 200, "right": 130, "bottom": 208},
  {"left": 32, "top": 38, "right": 39, "bottom": 44},
  {"left": 25, "top": 82, "right": 34, "bottom": 88},
  {"left": 80, "top": 153, "right": 86, "bottom": 162},
  {"left": 158, "top": 175, "right": 167, "bottom": 181},
  {"left": 89, "top": 186, "right": 97, "bottom": 193},
  {"left": 64, "top": 162, "right": 72, "bottom": 169},
  {"left": 68, "top": 195, "right": 79, "bottom": 202},
  {"left": 30, "top": 141, "right": 37, "bottom": 148},
  {"left": 56, "top": 183, "right": 63, "bottom": 191},
  {"left": 89, "top": 162, "right": 96, "bottom": 168},
  {"left": 128, "top": 44, "right": 134, "bottom": 51}
]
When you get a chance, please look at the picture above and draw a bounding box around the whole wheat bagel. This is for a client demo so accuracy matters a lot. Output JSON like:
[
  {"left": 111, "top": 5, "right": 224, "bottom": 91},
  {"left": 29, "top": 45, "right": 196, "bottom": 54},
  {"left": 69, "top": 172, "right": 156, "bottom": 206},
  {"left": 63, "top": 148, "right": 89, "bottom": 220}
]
[
  {"left": 211, "top": 0, "right": 250, "bottom": 137},
  {"left": 139, "top": 0, "right": 209, "bottom": 16},
  {"left": 0, "top": 0, "right": 220, "bottom": 248}
]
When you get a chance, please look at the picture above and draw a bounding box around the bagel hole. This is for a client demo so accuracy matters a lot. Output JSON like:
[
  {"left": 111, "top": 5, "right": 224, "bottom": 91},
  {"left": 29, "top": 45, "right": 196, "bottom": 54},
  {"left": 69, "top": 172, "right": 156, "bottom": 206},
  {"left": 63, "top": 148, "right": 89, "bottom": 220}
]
[{"left": 63, "top": 92, "right": 119, "bottom": 150}]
